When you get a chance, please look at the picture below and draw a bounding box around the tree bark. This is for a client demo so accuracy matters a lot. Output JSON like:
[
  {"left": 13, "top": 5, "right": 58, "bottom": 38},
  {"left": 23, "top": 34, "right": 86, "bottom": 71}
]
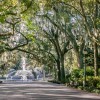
[
  {"left": 56, "top": 59, "right": 61, "bottom": 81},
  {"left": 75, "top": 51, "right": 84, "bottom": 68},
  {"left": 94, "top": 0, "right": 99, "bottom": 76},
  {"left": 60, "top": 54, "right": 65, "bottom": 83},
  {"left": 94, "top": 42, "right": 98, "bottom": 76}
]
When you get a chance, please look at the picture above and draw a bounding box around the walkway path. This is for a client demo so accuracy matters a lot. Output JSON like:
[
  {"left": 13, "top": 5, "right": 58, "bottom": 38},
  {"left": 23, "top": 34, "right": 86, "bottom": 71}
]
[{"left": 0, "top": 81, "right": 100, "bottom": 100}]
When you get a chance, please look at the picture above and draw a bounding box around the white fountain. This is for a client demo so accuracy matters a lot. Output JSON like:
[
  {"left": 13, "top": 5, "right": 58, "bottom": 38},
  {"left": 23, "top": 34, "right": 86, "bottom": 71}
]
[
  {"left": 20, "top": 56, "right": 27, "bottom": 80},
  {"left": 6, "top": 56, "right": 34, "bottom": 81},
  {"left": 14, "top": 56, "right": 34, "bottom": 81},
  {"left": 22, "top": 56, "right": 26, "bottom": 71},
  {"left": 6, "top": 56, "right": 43, "bottom": 82}
]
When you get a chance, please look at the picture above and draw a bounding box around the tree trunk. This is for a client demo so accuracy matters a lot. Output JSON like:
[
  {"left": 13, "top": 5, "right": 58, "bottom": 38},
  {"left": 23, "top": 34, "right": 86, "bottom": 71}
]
[
  {"left": 94, "top": 42, "right": 98, "bottom": 76},
  {"left": 56, "top": 59, "right": 61, "bottom": 81},
  {"left": 94, "top": 1, "right": 99, "bottom": 76},
  {"left": 60, "top": 54, "right": 65, "bottom": 83},
  {"left": 76, "top": 52, "right": 84, "bottom": 69},
  {"left": 54, "top": 65, "right": 57, "bottom": 80}
]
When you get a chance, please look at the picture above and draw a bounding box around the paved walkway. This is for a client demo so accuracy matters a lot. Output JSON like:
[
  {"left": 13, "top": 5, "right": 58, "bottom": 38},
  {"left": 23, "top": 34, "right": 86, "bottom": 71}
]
[{"left": 0, "top": 81, "right": 100, "bottom": 100}]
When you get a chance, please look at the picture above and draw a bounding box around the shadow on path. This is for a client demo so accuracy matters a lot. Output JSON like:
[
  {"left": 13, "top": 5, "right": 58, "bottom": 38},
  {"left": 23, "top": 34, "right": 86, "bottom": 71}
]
[{"left": 0, "top": 81, "right": 100, "bottom": 100}]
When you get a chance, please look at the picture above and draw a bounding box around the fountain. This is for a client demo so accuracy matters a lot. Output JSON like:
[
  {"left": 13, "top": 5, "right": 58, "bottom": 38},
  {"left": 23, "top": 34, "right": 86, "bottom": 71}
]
[
  {"left": 22, "top": 56, "right": 26, "bottom": 71},
  {"left": 14, "top": 56, "right": 34, "bottom": 81},
  {"left": 6, "top": 56, "right": 44, "bottom": 82},
  {"left": 6, "top": 56, "right": 34, "bottom": 81}
]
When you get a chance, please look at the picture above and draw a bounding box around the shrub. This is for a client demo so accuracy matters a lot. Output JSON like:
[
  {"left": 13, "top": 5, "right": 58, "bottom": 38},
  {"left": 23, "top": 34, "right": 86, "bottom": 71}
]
[
  {"left": 98, "top": 69, "right": 100, "bottom": 76},
  {"left": 65, "top": 67, "right": 100, "bottom": 94},
  {"left": 97, "top": 83, "right": 100, "bottom": 89},
  {"left": 86, "top": 76, "right": 100, "bottom": 88},
  {"left": 86, "top": 67, "right": 94, "bottom": 76},
  {"left": 77, "top": 78, "right": 83, "bottom": 86},
  {"left": 77, "top": 86, "right": 83, "bottom": 90},
  {"left": 92, "top": 89, "right": 100, "bottom": 94},
  {"left": 92, "top": 77, "right": 100, "bottom": 87},
  {"left": 66, "top": 74, "right": 71, "bottom": 83},
  {"left": 71, "top": 69, "right": 81, "bottom": 78}
]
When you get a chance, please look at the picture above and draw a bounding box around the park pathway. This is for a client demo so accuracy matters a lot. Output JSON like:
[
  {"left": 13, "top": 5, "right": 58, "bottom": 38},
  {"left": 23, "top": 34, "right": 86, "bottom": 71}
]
[{"left": 0, "top": 81, "right": 100, "bottom": 100}]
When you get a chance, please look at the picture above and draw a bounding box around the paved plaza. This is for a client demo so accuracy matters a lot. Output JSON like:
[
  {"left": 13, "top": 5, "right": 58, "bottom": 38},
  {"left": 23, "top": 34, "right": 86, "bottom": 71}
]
[{"left": 0, "top": 81, "right": 100, "bottom": 100}]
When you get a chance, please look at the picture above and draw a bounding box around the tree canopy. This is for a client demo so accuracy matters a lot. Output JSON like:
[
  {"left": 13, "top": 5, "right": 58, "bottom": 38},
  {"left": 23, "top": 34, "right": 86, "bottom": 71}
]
[{"left": 0, "top": 0, "right": 100, "bottom": 83}]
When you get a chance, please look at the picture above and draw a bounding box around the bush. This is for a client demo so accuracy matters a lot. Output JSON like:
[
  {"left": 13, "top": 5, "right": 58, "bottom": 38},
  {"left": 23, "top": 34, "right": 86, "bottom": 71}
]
[
  {"left": 85, "top": 86, "right": 94, "bottom": 92},
  {"left": 86, "top": 76, "right": 100, "bottom": 88},
  {"left": 98, "top": 69, "right": 100, "bottom": 76},
  {"left": 65, "top": 67, "right": 100, "bottom": 94},
  {"left": 92, "top": 77, "right": 100, "bottom": 87},
  {"left": 97, "top": 83, "right": 100, "bottom": 89},
  {"left": 77, "top": 78, "right": 83, "bottom": 86},
  {"left": 92, "top": 89, "right": 100, "bottom": 94},
  {"left": 71, "top": 69, "right": 81, "bottom": 78},
  {"left": 77, "top": 86, "right": 83, "bottom": 90},
  {"left": 66, "top": 74, "right": 71, "bottom": 83},
  {"left": 86, "top": 67, "right": 94, "bottom": 76}
]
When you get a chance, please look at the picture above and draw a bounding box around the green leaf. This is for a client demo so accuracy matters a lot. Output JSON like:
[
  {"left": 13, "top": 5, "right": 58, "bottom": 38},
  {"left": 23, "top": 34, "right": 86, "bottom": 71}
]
[
  {"left": 26, "top": 34, "right": 35, "bottom": 41},
  {"left": 0, "top": 16, "right": 5, "bottom": 23}
]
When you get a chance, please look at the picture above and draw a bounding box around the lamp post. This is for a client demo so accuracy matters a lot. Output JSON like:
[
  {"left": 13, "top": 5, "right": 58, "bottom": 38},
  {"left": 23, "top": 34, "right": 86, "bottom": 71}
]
[{"left": 83, "top": 50, "right": 87, "bottom": 88}]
